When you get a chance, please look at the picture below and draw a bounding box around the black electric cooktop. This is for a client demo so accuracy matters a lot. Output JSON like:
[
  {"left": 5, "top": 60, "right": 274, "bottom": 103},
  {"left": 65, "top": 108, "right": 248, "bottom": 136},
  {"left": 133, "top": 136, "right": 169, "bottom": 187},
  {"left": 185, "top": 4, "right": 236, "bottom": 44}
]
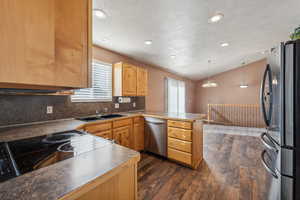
[{"left": 0, "top": 130, "right": 111, "bottom": 183}]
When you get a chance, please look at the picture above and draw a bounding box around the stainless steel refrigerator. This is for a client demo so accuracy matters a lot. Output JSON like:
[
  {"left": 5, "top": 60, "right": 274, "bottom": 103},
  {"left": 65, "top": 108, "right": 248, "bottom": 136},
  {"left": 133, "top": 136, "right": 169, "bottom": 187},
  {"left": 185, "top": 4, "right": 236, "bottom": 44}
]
[{"left": 260, "top": 39, "right": 300, "bottom": 200}]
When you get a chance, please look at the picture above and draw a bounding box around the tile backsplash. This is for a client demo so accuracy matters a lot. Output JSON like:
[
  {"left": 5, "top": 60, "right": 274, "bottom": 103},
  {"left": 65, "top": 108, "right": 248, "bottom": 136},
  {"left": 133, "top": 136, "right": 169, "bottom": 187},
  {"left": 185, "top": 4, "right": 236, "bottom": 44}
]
[{"left": 0, "top": 95, "right": 145, "bottom": 126}]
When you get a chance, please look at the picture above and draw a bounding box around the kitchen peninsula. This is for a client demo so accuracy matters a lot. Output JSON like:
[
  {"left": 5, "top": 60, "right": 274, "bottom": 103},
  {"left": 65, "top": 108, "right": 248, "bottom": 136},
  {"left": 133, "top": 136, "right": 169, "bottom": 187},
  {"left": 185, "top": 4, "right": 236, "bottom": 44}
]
[{"left": 0, "top": 112, "right": 205, "bottom": 200}]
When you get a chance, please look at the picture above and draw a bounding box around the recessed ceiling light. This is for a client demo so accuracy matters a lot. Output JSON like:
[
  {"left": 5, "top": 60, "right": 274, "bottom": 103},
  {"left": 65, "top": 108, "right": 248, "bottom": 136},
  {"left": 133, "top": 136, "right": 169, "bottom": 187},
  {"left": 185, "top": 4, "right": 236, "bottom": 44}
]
[
  {"left": 94, "top": 9, "right": 107, "bottom": 19},
  {"left": 209, "top": 13, "right": 224, "bottom": 23},
  {"left": 144, "top": 40, "right": 153, "bottom": 45},
  {"left": 170, "top": 55, "right": 176, "bottom": 59},
  {"left": 221, "top": 42, "right": 229, "bottom": 47}
]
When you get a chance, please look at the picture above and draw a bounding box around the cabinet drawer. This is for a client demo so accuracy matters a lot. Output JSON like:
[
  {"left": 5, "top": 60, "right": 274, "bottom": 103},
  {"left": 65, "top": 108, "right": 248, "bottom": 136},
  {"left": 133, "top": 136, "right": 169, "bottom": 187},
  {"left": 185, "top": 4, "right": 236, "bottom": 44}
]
[
  {"left": 168, "top": 127, "right": 192, "bottom": 141},
  {"left": 113, "top": 118, "right": 132, "bottom": 128},
  {"left": 168, "top": 148, "right": 192, "bottom": 165},
  {"left": 168, "top": 137, "right": 191, "bottom": 153},
  {"left": 168, "top": 120, "right": 192, "bottom": 129},
  {"left": 94, "top": 130, "right": 112, "bottom": 139},
  {"left": 133, "top": 117, "right": 144, "bottom": 124},
  {"left": 85, "top": 122, "right": 112, "bottom": 133}
]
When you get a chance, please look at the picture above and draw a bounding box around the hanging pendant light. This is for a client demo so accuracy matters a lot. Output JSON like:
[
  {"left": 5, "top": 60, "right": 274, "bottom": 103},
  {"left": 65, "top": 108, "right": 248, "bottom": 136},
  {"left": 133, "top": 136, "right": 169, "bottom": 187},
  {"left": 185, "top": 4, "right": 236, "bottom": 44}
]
[
  {"left": 239, "top": 61, "right": 249, "bottom": 88},
  {"left": 202, "top": 60, "right": 218, "bottom": 88},
  {"left": 202, "top": 81, "right": 218, "bottom": 88}
]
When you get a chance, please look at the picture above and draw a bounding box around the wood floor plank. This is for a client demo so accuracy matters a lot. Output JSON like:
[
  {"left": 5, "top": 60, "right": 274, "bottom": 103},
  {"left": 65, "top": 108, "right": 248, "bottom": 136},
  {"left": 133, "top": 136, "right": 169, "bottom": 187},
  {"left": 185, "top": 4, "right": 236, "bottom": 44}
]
[{"left": 138, "top": 131, "right": 270, "bottom": 200}]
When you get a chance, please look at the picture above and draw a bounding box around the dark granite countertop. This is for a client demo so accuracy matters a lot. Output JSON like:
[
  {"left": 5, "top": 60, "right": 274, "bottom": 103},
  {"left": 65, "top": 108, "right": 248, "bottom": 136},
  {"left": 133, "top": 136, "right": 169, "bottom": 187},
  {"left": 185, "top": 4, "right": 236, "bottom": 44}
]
[
  {"left": 0, "top": 139, "right": 140, "bottom": 200},
  {"left": 0, "top": 111, "right": 204, "bottom": 200},
  {"left": 141, "top": 112, "right": 206, "bottom": 122},
  {"left": 0, "top": 119, "right": 87, "bottom": 142},
  {"left": 0, "top": 112, "right": 206, "bottom": 142}
]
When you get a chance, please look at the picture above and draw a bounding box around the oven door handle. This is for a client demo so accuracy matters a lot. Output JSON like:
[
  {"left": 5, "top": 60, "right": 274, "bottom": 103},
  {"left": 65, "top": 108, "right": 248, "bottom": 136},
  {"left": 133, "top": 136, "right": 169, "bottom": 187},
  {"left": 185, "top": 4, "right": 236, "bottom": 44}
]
[
  {"left": 261, "top": 149, "right": 278, "bottom": 179},
  {"left": 260, "top": 132, "right": 278, "bottom": 153}
]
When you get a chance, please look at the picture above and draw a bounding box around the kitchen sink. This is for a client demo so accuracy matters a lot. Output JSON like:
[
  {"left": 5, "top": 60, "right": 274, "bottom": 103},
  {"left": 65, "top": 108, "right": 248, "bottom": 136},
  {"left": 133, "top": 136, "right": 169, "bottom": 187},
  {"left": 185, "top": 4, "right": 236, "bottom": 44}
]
[
  {"left": 77, "top": 114, "right": 124, "bottom": 122},
  {"left": 100, "top": 114, "right": 124, "bottom": 119}
]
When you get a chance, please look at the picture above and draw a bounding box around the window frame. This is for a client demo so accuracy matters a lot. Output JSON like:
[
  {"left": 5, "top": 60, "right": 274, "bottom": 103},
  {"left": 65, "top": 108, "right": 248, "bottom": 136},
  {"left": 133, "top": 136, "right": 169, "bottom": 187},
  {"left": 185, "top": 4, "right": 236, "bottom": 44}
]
[
  {"left": 165, "top": 77, "right": 186, "bottom": 113},
  {"left": 71, "top": 60, "right": 113, "bottom": 103}
]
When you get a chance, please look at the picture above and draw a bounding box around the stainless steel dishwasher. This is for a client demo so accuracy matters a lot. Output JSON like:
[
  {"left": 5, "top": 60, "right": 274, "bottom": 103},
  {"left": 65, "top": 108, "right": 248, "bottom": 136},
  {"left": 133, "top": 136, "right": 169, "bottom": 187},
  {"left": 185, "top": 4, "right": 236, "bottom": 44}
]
[{"left": 144, "top": 117, "right": 167, "bottom": 157}]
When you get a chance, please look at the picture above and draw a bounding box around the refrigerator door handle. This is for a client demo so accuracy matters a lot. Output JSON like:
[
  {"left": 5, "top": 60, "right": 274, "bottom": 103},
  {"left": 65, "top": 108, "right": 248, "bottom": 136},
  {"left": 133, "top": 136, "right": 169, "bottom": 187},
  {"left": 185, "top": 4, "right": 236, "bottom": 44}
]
[
  {"left": 261, "top": 149, "right": 278, "bottom": 179},
  {"left": 260, "top": 132, "right": 279, "bottom": 153},
  {"left": 260, "top": 64, "right": 273, "bottom": 127}
]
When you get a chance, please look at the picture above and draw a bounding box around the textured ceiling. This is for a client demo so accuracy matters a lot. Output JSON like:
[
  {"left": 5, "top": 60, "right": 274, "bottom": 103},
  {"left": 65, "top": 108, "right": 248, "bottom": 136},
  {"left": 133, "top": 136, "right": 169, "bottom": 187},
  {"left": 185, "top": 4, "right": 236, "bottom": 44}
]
[{"left": 93, "top": 0, "right": 300, "bottom": 80}]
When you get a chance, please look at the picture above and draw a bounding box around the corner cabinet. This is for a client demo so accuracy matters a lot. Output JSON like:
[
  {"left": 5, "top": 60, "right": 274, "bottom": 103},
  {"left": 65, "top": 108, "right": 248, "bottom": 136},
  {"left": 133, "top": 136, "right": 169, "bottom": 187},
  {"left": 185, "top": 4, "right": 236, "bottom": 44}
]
[
  {"left": 0, "top": 0, "right": 92, "bottom": 90},
  {"left": 113, "top": 62, "right": 148, "bottom": 96}
]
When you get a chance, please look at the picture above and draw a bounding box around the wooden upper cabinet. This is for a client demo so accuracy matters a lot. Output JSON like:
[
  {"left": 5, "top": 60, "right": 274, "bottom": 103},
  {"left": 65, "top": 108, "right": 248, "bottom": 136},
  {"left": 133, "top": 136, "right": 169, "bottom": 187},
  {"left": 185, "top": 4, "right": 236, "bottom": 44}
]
[
  {"left": 122, "top": 64, "right": 137, "bottom": 96},
  {"left": 0, "top": 0, "right": 91, "bottom": 90},
  {"left": 113, "top": 62, "right": 148, "bottom": 96},
  {"left": 137, "top": 67, "right": 148, "bottom": 96}
]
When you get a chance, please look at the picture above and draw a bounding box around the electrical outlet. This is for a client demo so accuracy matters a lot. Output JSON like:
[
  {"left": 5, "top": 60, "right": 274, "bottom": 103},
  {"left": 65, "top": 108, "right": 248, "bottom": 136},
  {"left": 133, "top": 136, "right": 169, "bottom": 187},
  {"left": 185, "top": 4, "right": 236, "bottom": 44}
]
[
  {"left": 47, "top": 106, "right": 53, "bottom": 114},
  {"left": 133, "top": 102, "right": 136, "bottom": 108},
  {"left": 115, "top": 103, "right": 119, "bottom": 109}
]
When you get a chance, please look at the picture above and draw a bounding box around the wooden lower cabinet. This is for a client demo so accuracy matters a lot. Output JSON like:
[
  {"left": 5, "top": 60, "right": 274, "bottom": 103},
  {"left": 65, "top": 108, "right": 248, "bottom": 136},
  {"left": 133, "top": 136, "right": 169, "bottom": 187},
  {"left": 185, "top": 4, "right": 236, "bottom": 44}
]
[
  {"left": 167, "top": 120, "right": 203, "bottom": 169},
  {"left": 83, "top": 117, "right": 203, "bottom": 169},
  {"left": 133, "top": 117, "right": 144, "bottom": 151},
  {"left": 60, "top": 160, "right": 139, "bottom": 200},
  {"left": 168, "top": 120, "right": 192, "bottom": 130},
  {"left": 94, "top": 130, "right": 112, "bottom": 140},
  {"left": 168, "top": 127, "right": 192, "bottom": 141},
  {"left": 168, "top": 148, "right": 192, "bottom": 165},
  {"left": 113, "top": 126, "right": 131, "bottom": 148},
  {"left": 168, "top": 137, "right": 191, "bottom": 153},
  {"left": 84, "top": 122, "right": 112, "bottom": 140}
]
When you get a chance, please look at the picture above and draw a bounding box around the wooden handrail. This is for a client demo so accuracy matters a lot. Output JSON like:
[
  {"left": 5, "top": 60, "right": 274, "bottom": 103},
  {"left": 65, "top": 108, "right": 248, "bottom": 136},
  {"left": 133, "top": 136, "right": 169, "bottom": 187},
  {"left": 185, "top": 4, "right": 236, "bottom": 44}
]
[{"left": 207, "top": 104, "right": 265, "bottom": 128}]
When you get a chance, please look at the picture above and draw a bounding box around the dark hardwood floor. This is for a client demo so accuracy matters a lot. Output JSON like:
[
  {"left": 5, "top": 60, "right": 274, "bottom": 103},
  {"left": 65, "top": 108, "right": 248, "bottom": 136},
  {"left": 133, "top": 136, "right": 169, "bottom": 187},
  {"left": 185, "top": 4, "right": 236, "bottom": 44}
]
[{"left": 138, "top": 131, "right": 270, "bottom": 200}]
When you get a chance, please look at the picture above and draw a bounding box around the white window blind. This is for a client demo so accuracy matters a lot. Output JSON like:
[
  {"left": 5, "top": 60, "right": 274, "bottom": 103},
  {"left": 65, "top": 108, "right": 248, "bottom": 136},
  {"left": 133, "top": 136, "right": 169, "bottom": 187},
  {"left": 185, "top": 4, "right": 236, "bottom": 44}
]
[
  {"left": 165, "top": 78, "right": 186, "bottom": 113},
  {"left": 71, "top": 61, "right": 112, "bottom": 102}
]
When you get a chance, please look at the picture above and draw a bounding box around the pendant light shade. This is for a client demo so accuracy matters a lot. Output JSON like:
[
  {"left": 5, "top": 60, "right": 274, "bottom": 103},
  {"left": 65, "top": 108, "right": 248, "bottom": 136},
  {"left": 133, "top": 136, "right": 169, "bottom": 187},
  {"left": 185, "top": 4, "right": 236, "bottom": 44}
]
[
  {"left": 202, "top": 80, "right": 218, "bottom": 88},
  {"left": 202, "top": 60, "right": 218, "bottom": 88}
]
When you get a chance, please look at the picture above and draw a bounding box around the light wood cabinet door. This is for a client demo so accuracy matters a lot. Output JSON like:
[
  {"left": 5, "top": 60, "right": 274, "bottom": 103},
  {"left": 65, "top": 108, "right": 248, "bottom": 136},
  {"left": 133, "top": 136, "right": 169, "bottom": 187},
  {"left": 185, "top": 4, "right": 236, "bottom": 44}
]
[
  {"left": 122, "top": 64, "right": 137, "bottom": 96},
  {"left": 85, "top": 122, "right": 112, "bottom": 133},
  {"left": 137, "top": 67, "right": 148, "bottom": 96},
  {"left": 54, "top": 0, "right": 90, "bottom": 88},
  {"left": 62, "top": 161, "right": 138, "bottom": 200},
  {"left": 0, "top": 0, "right": 91, "bottom": 89},
  {"left": 94, "top": 130, "right": 112, "bottom": 140},
  {"left": 133, "top": 118, "right": 144, "bottom": 151},
  {"left": 113, "top": 126, "right": 131, "bottom": 148},
  {"left": 0, "top": 0, "right": 55, "bottom": 87}
]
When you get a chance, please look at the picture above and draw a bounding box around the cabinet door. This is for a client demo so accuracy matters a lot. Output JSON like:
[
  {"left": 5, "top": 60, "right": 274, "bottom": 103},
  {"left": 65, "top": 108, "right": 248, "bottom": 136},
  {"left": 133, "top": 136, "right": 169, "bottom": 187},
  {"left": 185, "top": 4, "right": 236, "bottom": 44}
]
[
  {"left": 54, "top": 0, "right": 90, "bottom": 88},
  {"left": 122, "top": 64, "right": 137, "bottom": 96},
  {"left": 0, "top": 0, "right": 56, "bottom": 86},
  {"left": 0, "top": 0, "right": 90, "bottom": 89},
  {"left": 137, "top": 67, "right": 148, "bottom": 96},
  {"left": 94, "top": 130, "right": 112, "bottom": 140},
  {"left": 113, "top": 126, "right": 131, "bottom": 148},
  {"left": 133, "top": 120, "right": 144, "bottom": 151},
  {"left": 113, "top": 131, "right": 122, "bottom": 145}
]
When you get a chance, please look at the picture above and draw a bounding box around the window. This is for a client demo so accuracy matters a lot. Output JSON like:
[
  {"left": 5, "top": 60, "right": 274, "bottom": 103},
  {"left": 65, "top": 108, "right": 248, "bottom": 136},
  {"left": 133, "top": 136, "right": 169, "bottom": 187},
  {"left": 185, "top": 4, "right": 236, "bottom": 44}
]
[
  {"left": 71, "top": 60, "right": 112, "bottom": 102},
  {"left": 165, "top": 77, "right": 186, "bottom": 113}
]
